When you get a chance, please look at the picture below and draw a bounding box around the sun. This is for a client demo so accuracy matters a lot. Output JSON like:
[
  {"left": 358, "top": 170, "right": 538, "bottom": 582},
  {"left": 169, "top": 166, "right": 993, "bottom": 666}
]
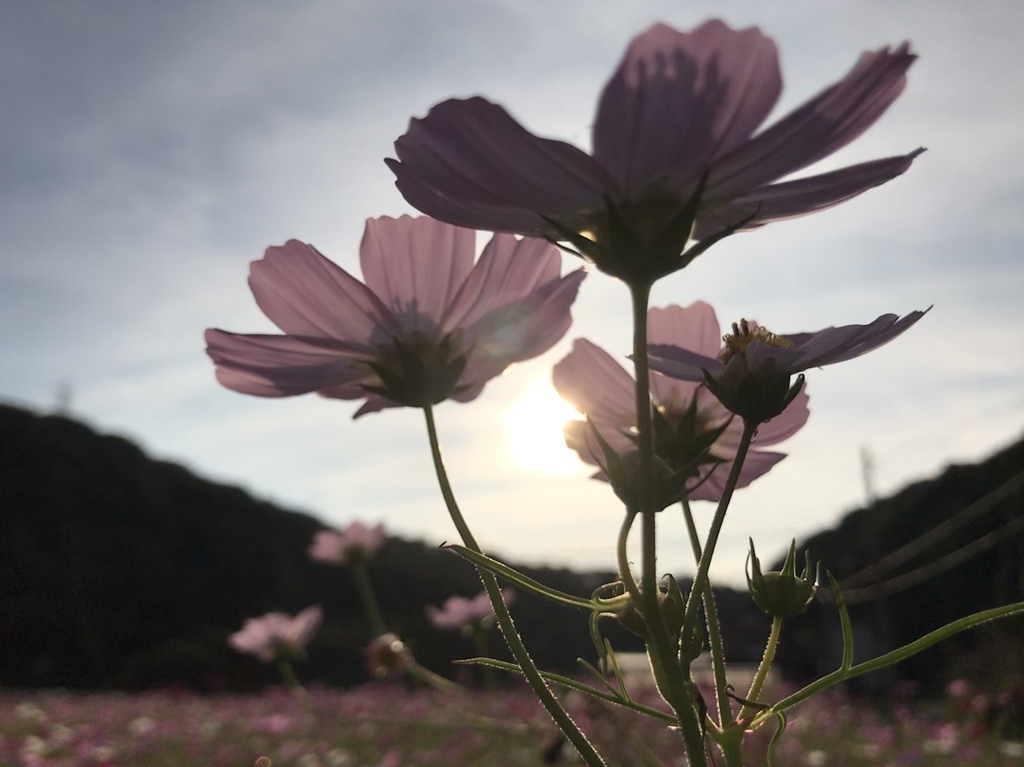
[{"left": 502, "top": 377, "right": 587, "bottom": 474}]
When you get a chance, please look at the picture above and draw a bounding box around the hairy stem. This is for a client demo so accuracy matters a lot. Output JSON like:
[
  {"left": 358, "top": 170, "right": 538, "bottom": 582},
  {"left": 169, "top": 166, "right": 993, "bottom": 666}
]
[
  {"left": 423, "top": 405, "right": 607, "bottom": 767},
  {"left": 631, "top": 282, "right": 708, "bottom": 767}
]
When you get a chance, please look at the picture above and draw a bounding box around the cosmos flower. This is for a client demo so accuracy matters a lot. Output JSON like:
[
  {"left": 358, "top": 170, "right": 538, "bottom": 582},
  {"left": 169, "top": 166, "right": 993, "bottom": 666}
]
[
  {"left": 206, "top": 215, "right": 585, "bottom": 417},
  {"left": 228, "top": 606, "right": 323, "bottom": 663},
  {"left": 388, "top": 20, "right": 921, "bottom": 284},
  {"left": 648, "top": 310, "right": 928, "bottom": 423},
  {"left": 426, "top": 590, "right": 514, "bottom": 632},
  {"left": 553, "top": 302, "right": 809, "bottom": 502},
  {"left": 308, "top": 522, "right": 387, "bottom": 566}
]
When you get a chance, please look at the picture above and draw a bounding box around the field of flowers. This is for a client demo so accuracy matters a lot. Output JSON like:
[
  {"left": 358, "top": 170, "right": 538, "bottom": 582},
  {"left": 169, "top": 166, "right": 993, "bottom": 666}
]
[{"left": 3, "top": 677, "right": 1024, "bottom": 767}]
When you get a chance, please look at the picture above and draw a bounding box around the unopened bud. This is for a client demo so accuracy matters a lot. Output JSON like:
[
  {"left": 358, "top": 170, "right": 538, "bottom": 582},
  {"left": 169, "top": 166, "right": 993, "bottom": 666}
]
[{"left": 746, "top": 539, "right": 819, "bottom": 619}]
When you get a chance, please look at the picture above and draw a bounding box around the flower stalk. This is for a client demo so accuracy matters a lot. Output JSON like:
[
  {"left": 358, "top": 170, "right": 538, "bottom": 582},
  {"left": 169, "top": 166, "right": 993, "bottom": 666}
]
[
  {"left": 630, "top": 281, "right": 709, "bottom": 767},
  {"left": 423, "top": 405, "right": 607, "bottom": 767}
]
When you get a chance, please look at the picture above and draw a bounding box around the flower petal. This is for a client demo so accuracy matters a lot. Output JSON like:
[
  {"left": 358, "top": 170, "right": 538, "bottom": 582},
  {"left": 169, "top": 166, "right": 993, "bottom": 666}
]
[
  {"left": 443, "top": 234, "right": 561, "bottom": 333},
  {"left": 647, "top": 343, "right": 723, "bottom": 381},
  {"left": 553, "top": 339, "right": 636, "bottom": 429},
  {"left": 248, "top": 240, "right": 398, "bottom": 341},
  {"left": 788, "top": 310, "right": 928, "bottom": 370},
  {"left": 360, "top": 215, "right": 476, "bottom": 334},
  {"left": 695, "top": 151, "right": 923, "bottom": 239},
  {"left": 647, "top": 302, "right": 722, "bottom": 407},
  {"left": 710, "top": 44, "right": 916, "bottom": 196},
  {"left": 205, "top": 329, "right": 369, "bottom": 398},
  {"left": 460, "top": 268, "right": 587, "bottom": 393},
  {"left": 389, "top": 97, "right": 610, "bottom": 234},
  {"left": 593, "top": 20, "right": 780, "bottom": 199},
  {"left": 691, "top": 450, "right": 786, "bottom": 501}
]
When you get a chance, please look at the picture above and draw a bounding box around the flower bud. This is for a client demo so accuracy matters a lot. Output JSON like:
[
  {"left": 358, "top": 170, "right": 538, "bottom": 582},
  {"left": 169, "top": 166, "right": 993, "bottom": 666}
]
[
  {"left": 746, "top": 539, "right": 819, "bottom": 619},
  {"left": 613, "top": 575, "right": 694, "bottom": 650}
]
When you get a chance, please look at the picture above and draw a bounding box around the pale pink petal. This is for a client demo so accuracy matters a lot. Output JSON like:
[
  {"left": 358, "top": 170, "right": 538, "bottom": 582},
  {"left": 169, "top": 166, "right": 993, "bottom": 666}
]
[
  {"left": 205, "top": 330, "right": 370, "bottom": 398},
  {"left": 691, "top": 450, "right": 786, "bottom": 501},
  {"left": 249, "top": 240, "right": 399, "bottom": 340},
  {"left": 594, "top": 20, "right": 780, "bottom": 198},
  {"left": 388, "top": 97, "right": 609, "bottom": 231},
  {"left": 711, "top": 44, "right": 916, "bottom": 196},
  {"left": 459, "top": 269, "right": 587, "bottom": 391},
  {"left": 360, "top": 215, "right": 475, "bottom": 333},
  {"left": 647, "top": 303, "right": 721, "bottom": 407},
  {"left": 553, "top": 339, "right": 636, "bottom": 429},
  {"left": 287, "top": 605, "right": 323, "bottom": 648},
  {"left": 443, "top": 234, "right": 561, "bottom": 332}
]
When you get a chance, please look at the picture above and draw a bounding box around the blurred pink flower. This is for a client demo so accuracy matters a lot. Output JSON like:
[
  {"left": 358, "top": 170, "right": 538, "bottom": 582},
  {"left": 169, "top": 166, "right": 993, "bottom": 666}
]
[
  {"left": 228, "top": 606, "right": 322, "bottom": 663},
  {"left": 206, "top": 215, "right": 585, "bottom": 417},
  {"left": 309, "top": 522, "right": 386, "bottom": 566},
  {"left": 388, "top": 20, "right": 921, "bottom": 283},
  {"left": 553, "top": 302, "right": 808, "bottom": 501},
  {"left": 648, "top": 310, "right": 927, "bottom": 423},
  {"left": 426, "top": 590, "right": 514, "bottom": 631}
]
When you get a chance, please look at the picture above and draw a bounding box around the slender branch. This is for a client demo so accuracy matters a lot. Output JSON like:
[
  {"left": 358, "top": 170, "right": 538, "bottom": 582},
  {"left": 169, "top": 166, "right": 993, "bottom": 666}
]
[
  {"left": 423, "top": 405, "right": 607, "bottom": 767},
  {"left": 630, "top": 282, "right": 709, "bottom": 767},
  {"left": 741, "top": 617, "right": 782, "bottom": 722},
  {"left": 682, "top": 420, "right": 756, "bottom": 640},
  {"left": 352, "top": 561, "right": 387, "bottom": 637},
  {"left": 683, "top": 499, "right": 733, "bottom": 732}
]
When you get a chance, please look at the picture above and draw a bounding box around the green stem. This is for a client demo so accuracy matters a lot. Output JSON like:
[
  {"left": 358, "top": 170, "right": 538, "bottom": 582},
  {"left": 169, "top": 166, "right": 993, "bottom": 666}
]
[
  {"left": 423, "top": 405, "right": 607, "bottom": 767},
  {"left": 681, "top": 420, "right": 756, "bottom": 645},
  {"left": 353, "top": 561, "right": 387, "bottom": 638},
  {"left": 683, "top": 499, "right": 733, "bottom": 733},
  {"left": 407, "top": 660, "right": 463, "bottom": 693},
  {"left": 751, "top": 600, "right": 1024, "bottom": 728},
  {"left": 617, "top": 509, "right": 642, "bottom": 603},
  {"left": 630, "top": 282, "right": 708, "bottom": 767},
  {"left": 741, "top": 616, "right": 782, "bottom": 722}
]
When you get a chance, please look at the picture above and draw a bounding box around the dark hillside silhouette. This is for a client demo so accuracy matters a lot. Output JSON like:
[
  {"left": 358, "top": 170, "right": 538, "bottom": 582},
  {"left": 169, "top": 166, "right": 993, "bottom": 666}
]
[{"left": 776, "top": 432, "right": 1024, "bottom": 692}]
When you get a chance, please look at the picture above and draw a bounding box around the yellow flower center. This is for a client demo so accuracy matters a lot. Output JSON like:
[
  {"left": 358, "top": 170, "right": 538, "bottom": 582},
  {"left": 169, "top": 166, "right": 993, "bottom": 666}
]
[{"left": 719, "top": 319, "right": 793, "bottom": 364}]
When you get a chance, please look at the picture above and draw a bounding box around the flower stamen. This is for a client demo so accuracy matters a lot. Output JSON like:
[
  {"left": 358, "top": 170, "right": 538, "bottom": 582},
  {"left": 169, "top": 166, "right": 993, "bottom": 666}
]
[{"left": 719, "top": 319, "right": 793, "bottom": 364}]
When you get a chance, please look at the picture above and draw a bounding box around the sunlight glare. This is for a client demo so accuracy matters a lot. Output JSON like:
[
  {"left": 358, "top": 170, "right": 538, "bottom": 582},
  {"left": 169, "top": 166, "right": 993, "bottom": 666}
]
[{"left": 502, "top": 377, "right": 587, "bottom": 474}]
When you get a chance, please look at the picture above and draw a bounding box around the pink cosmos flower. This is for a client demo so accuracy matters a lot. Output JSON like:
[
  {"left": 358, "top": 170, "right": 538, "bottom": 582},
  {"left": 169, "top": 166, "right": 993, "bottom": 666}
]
[
  {"left": 647, "top": 310, "right": 928, "bottom": 423},
  {"left": 426, "top": 590, "right": 514, "bottom": 631},
  {"left": 388, "top": 20, "right": 921, "bottom": 283},
  {"left": 553, "top": 303, "right": 809, "bottom": 502},
  {"left": 308, "top": 521, "right": 386, "bottom": 566},
  {"left": 206, "top": 215, "right": 585, "bottom": 417},
  {"left": 228, "top": 605, "right": 323, "bottom": 662}
]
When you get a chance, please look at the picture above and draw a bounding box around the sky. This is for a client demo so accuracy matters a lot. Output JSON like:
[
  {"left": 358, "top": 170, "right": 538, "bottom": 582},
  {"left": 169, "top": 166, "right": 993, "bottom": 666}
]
[{"left": 3, "top": 0, "right": 1023, "bottom": 588}]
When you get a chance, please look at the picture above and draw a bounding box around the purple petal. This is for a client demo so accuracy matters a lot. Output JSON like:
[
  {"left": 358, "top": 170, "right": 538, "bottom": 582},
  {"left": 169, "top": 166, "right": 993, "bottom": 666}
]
[
  {"left": 248, "top": 240, "right": 399, "bottom": 340},
  {"left": 389, "top": 97, "right": 609, "bottom": 234},
  {"left": 594, "top": 20, "right": 781, "bottom": 199},
  {"left": 647, "top": 343, "right": 723, "bottom": 381},
  {"left": 443, "top": 234, "right": 561, "bottom": 332},
  {"left": 710, "top": 43, "right": 916, "bottom": 196},
  {"left": 789, "top": 310, "right": 928, "bottom": 370},
  {"left": 360, "top": 215, "right": 476, "bottom": 334},
  {"left": 695, "top": 151, "right": 923, "bottom": 238},
  {"left": 205, "top": 329, "right": 369, "bottom": 398}
]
